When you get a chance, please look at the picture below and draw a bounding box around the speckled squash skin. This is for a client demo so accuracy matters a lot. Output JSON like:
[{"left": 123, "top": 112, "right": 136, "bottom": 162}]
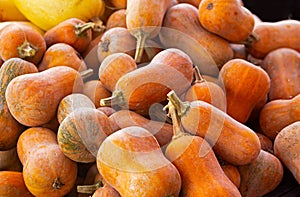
[
  {"left": 5, "top": 66, "right": 84, "bottom": 127},
  {"left": 98, "top": 52, "right": 137, "bottom": 92},
  {"left": 57, "top": 108, "right": 112, "bottom": 163},
  {"left": 57, "top": 93, "right": 96, "bottom": 124},
  {"left": 38, "top": 43, "right": 87, "bottom": 72},
  {"left": 238, "top": 150, "right": 284, "bottom": 197},
  {"left": 97, "top": 27, "right": 136, "bottom": 63},
  {"left": 97, "top": 126, "right": 182, "bottom": 197},
  {"left": 43, "top": 18, "right": 93, "bottom": 53},
  {"left": 274, "top": 121, "right": 300, "bottom": 184},
  {"left": 17, "top": 127, "right": 78, "bottom": 197},
  {"left": 0, "top": 58, "right": 38, "bottom": 150},
  {"left": 0, "top": 23, "right": 46, "bottom": 65}
]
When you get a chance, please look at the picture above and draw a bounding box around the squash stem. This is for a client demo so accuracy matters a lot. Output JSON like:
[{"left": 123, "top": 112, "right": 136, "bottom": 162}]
[
  {"left": 79, "top": 68, "right": 94, "bottom": 80},
  {"left": 167, "top": 90, "right": 189, "bottom": 117},
  {"left": 135, "top": 31, "right": 148, "bottom": 63},
  {"left": 75, "top": 22, "right": 96, "bottom": 37},
  {"left": 167, "top": 100, "right": 187, "bottom": 140},
  {"left": 17, "top": 41, "right": 37, "bottom": 58},
  {"left": 241, "top": 31, "right": 259, "bottom": 46},
  {"left": 193, "top": 66, "right": 205, "bottom": 84},
  {"left": 77, "top": 180, "right": 103, "bottom": 194},
  {"left": 100, "top": 90, "right": 125, "bottom": 107},
  {"left": 90, "top": 17, "right": 106, "bottom": 32},
  {"left": 52, "top": 178, "right": 65, "bottom": 190}
]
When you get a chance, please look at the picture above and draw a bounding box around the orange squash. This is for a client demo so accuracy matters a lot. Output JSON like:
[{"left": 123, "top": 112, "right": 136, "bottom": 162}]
[
  {"left": 100, "top": 48, "right": 194, "bottom": 113},
  {"left": 97, "top": 27, "right": 136, "bottom": 63},
  {"left": 38, "top": 43, "right": 87, "bottom": 72},
  {"left": 198, "top": 0, "right": 254, "bottom": 43},
  {"left": 82, "top": 34, "right": 103, "bottom": 73},
  {"left": 167, "top": 90, "right": 261, "bottom": 165},
  {"left": 83, "top": 80, "right": 111, "bottom": 108},
  {"left": 57, "top": 93, "right": 96, "bottom": 124},
  {"left": 126, "top": 0, "right": 171, "bottom": 62},
  {"left": 108, "top": 109, "right": 173, "bottom": 146},
  {"left": 57, "top": 108, "right": 112, "bottom": 163},
  {"left": 0, "top": 171, "right": 34, "bottom": 197},
  {"left": 44, "top": 18, "right": 98, "bottom": 53},
  {"left": 97, "top": 126, "right": 181, "bottom": 197},
  {"left": 238, "top": 150, "right": 284, "bottom": 197},
  {"left": 262, "top": 47, "right": 300, "bottom": 100},
  {"left": 259, "top": 94, "right": 300, "bottom": 140},
  {"left": 220, "top": 162, "right": 241, "bottom": 189},
  {"left": 98, "top": 52, "right": 137, "bottom": 92},
  {"left": 165, "top": 100, "right": 241, "bottom": 196},
  {"left": 0, "top": 58, "right": 38, "bottom": 150},
  {"left": 159, "top": 3, "right": 233, "bottom": 76},
  {"left": 274, "top": 121, "right": 300, "bottom": 184},
  {"left": 184, "top": 66, "right": 226, "bottom": 111},
  {"left": 219, "top": 58, "right": 270, "bottom": 123},
  {"left": 17, "top": 127, "right": 57, "bottom": 164},
  {"left": 17, "top": 127, "right": 78, "bottom": 197},
  {"left": 5, "top": 66, "right": 84, "bottom": 127},
  {"left": 106, "top": 9, "right": 127, "bottom": 29},
  {"left": 0, "top": 22, "right": 46, "bottom": 65},
  {"left": 247, "top": 20, "right": 300, "bottom": 59}
]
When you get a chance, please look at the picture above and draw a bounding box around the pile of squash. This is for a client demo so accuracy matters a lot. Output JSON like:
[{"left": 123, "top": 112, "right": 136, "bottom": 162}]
[{"left": 0, "top": 0, "right": 300, "bottom": 196}]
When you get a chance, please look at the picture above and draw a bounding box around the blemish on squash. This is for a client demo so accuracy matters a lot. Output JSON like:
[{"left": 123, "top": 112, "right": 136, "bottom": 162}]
[
  {"left": 101, "top": 39, "right": 110, "bottom": 52},
  {"left": 207, "top": 2, "right": 213, "bottom": 10},
  {"left": 52, "top": 177, "right": 65, "bottom": 190}
]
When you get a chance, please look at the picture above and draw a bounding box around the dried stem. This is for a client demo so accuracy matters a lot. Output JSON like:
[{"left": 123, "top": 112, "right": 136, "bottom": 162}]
[
  {"left": 134, "top": 31, "right": 148, "bottom": 63},
  {"left": 167, "top": 90, "right": 189, "bottom": 117},
  {"left": 193, "top": 66, "right": 205, "bottom": 84},
  {"left": 77, "top": 180, "right": 103, "bottom": 194}
]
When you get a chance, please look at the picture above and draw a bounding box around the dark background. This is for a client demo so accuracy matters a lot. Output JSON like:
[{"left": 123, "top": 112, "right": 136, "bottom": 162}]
[{"left": 242, "top": 0, "right": 300, "bottom": 21}]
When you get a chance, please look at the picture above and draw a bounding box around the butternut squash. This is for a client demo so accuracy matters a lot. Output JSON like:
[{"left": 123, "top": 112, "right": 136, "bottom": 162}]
[
  {"left": 126, "top": 0, "right": 171, "bottom": 62},
  {"left": 100, "top": 48, "right": 194, "bottom": 113},
  {"left": 159, "top": 3, "right": 233, "bottom": 76},
  {"left": 238, "top": 150, "right": 284, "bottom": 196},
  {"left": 167, "top": 90, "right": 261, "bottom": 165},
  {"left": 96, "top": 126, "right": 182, "bottom": 196},
  {"left": 274, "top": 121, "right": 300, "bottom": 184},
  {"left": 259, "top": 94, "right": 300, "bottom": 140},
  {"left": 219, "top": 58, "right": 270, "bottom": 123},
  {"left": 0, "top": 58, "right": 38, "bottom": 150},
  {"left": 165, "top": 100, "right": 241, "bottom": 197},
  {"left": 262, "top": 47, "right": 300, "bottom": 100},
  {"left": 5, "top": 66, "right": 84, "bottom": 127}
]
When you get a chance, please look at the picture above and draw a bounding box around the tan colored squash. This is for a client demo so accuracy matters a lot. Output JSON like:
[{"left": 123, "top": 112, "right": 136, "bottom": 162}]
[{"left": 274, "top": 121, "right": 300, "bottom": 184}]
